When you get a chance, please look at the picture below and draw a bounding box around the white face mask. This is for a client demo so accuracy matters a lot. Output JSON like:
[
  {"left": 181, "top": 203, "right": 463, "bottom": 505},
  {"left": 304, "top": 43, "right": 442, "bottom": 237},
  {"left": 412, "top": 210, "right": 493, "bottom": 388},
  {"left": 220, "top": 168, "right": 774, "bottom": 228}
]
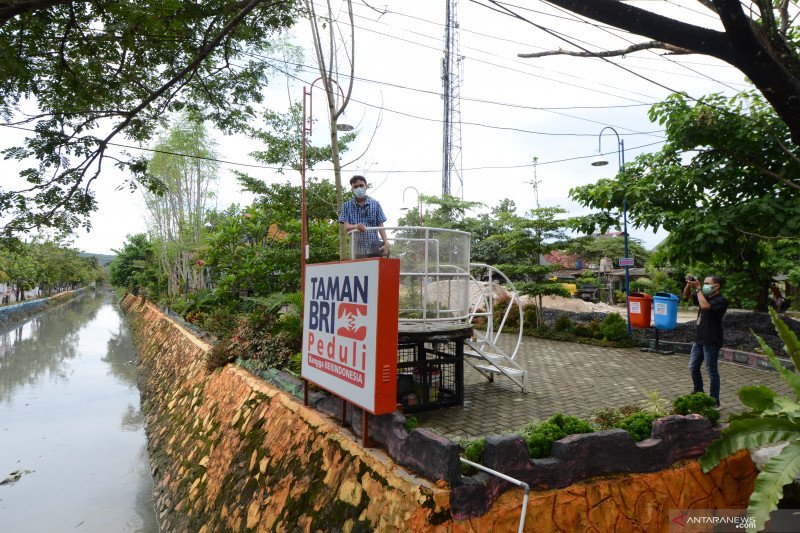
[{"left": 353, "top": 186, "right": 367, "bottom": 199}]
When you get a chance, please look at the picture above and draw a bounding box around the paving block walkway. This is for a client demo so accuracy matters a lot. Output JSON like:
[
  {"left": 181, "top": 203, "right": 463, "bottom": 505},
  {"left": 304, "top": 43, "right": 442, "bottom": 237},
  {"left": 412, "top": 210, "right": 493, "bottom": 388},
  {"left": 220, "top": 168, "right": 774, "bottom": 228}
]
[{"left": 415, "top": 334, "right": 794, "bottom": 440}]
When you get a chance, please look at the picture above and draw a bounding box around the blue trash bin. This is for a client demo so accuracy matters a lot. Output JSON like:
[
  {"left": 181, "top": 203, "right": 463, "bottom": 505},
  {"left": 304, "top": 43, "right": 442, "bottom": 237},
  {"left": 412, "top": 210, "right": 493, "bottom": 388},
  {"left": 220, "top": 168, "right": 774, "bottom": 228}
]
[{"left": 652, "top": 292, "right": 679, "bottom": 330}]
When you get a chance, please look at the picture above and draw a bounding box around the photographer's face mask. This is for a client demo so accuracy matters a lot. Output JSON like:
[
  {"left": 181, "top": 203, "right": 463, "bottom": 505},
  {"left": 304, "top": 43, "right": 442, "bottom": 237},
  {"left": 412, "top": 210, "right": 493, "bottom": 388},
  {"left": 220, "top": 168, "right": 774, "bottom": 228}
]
[{"left": 352, "top": 185, "right": 367, "bottom": 199}]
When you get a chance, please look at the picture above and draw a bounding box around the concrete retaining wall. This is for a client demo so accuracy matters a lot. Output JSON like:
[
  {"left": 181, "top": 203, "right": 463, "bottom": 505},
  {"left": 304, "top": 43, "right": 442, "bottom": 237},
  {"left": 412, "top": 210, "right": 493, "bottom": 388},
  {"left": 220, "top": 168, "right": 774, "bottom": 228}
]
[
  {"left": 0, "top": 288, "right": 87, "bottom": 328},
  {"left": 123, "top": 295, "right": 759, "bottom": 532}
]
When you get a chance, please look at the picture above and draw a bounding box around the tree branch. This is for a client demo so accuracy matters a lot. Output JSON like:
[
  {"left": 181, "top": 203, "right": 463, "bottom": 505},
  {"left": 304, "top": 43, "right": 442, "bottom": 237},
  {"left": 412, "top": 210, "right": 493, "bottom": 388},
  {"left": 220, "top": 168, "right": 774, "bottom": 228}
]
[
  {"left": 26, "top": 0, "right": 285, "bottom": 228},
  {"left": 538, "top": 0, "right": 734, "bottom": 61},
  {"left": 0, "top": 0, "right": 76, "bottom": 26},
  {"left": 518, "top": 40, "right": 692, "bottom": 59}
]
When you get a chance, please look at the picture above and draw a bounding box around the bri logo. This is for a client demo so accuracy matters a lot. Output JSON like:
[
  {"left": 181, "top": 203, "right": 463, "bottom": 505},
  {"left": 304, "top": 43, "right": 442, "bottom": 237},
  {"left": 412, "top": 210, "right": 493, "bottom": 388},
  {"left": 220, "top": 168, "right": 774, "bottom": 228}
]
[{"left": 336, "top": 303, "right": 368, "bottom": 341}]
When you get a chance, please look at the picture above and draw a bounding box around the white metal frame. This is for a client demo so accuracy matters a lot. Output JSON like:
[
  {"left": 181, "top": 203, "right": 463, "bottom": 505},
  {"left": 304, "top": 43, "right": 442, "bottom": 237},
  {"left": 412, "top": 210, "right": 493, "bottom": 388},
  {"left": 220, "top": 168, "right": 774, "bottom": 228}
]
[{"left": 346, "top": 227, "right": 528, "bottom": 392}]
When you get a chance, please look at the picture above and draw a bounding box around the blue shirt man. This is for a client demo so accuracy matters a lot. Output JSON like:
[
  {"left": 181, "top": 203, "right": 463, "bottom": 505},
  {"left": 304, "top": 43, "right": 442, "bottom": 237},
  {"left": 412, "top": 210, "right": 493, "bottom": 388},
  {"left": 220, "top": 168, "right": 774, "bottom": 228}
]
[{"left": 339, "top": 175, "right": 389, "bottom": 258}]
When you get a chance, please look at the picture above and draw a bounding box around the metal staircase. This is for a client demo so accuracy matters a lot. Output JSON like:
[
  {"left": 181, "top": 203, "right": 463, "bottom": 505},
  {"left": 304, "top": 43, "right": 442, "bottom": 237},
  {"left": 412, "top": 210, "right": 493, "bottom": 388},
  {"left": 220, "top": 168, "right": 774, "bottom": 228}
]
[{"left": 464, "top": 263, "right": 528, "bottom": 392}]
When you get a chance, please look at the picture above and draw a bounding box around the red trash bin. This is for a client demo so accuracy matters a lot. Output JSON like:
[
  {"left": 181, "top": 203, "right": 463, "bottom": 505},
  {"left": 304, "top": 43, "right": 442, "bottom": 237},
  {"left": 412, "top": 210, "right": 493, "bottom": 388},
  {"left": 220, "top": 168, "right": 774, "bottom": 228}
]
[{"left": 628, "top": 292, "right": 653, "bottom": 329}]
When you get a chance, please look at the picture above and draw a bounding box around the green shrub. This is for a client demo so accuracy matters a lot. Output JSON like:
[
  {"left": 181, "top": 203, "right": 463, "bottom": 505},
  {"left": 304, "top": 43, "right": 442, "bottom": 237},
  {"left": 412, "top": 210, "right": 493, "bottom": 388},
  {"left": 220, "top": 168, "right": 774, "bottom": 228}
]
[
  {"left": 405, "top": 416, "right": 419, "bottom": 433},
  {"left": 522, "top": 304, "right": 540, "bottom": 329},
  {"left": 553, "top": 314, "right": 576, "bottom": 334},
  {"left": 618, "top": 404, "right": 642, "bottom": 417},
  {"left": 226, "top": 310, "right": 300, "bottom": 372},
  {"left": 617, "top": 411, "right": 658, "bottom": 441},
  {"left": 200, "top": 306, "right": 240, "bottom": 338},
  {"left": 521, "top": 414, "right": 594, "bottom": 458},
  {"left": 600, "top": 312, "right": 628, "bottom": 341},
  {"left": 672, "top": 392, "right": 720, "bottom": 425},
  {"left": 589, "top": 407, "right": 624, "bottom": 430},
  {"left": 574, "top": 319, "right": 603, "bottom": 339},
  {"left": 286, "top": 352, "right": 302, "bottom": 375},
  {"left": 459, "top": 437, "right": 486, "bottom": 475},
  {"left": 613, "top": 290, "right": 626, "bottom": 304},
  {"left": 462, "top": 437, "right": 485, "bottom": 463},
  {"left": 629, "top": 277, "right": 653, "bottom": 294},
  {"left": 492, "top": 296, "right": 518, "bottom": 330}
]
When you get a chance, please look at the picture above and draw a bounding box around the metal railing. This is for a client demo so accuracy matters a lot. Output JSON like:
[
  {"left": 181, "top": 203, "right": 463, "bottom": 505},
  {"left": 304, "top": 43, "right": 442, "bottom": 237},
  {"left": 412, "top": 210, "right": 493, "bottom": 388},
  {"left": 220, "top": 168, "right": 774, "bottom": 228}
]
[{"left": 460, "top": 458, "right": 530, "bottom": 533}]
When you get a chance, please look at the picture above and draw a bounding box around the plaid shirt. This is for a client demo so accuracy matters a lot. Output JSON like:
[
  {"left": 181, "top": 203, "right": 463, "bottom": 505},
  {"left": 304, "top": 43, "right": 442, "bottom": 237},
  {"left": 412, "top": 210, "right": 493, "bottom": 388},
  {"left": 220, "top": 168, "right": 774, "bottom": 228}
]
[{"left": 339, "top": 196, "right": 387, "bottom": 256}]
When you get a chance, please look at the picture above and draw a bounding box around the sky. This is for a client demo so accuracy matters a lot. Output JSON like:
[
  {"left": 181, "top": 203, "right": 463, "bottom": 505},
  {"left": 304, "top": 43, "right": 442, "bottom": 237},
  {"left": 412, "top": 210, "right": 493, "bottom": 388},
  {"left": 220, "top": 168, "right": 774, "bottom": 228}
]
[{"left": 0, "top": 0, "right": 751, "bottom": 255}]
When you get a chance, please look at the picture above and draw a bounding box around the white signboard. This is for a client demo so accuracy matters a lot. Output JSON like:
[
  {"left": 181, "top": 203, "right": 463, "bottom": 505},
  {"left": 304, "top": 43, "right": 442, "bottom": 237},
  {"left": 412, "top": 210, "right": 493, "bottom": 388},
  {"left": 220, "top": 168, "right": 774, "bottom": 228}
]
[{"left": 301, "top": 259, "right": 399, "bottom": 414}]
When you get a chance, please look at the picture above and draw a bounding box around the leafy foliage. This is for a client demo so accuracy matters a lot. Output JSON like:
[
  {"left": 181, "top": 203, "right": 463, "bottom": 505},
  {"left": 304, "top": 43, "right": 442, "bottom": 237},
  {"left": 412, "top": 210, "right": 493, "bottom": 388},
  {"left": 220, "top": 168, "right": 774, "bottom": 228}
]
[
  {"left": 699, "top": 309, "right": 800, "bottom": 533},
  {"left": 641, "top": 389, "right": 670, "bottom": 416},
  {"left": 570, "top": 91, "right": 800, "bottom": 311},
  {"left": 553, "top": 314, "right": 576, "bottom": 334},
  {"left": 672, "top": 392, "right": 720, "bottom": 425},
  {"left": 521, "top": 414, "right": 594, "bottom": 458},
  {"left": 0, "top": 1, "right": 298, "bottom": 234},
  {"left": 600, "top": 312, "right": 628, "bottom": 341},
  {"left": 617, "top": 412, "right": 658, "bottom": 442},
  {"left": 0, "top": 238, "right": 104, "bottom": 299},
  {"left": 109, "top": 234, "right": 164, "bottom": 298},
  {"left": 201, "top": 179, "right": 339, "bottom": 299}
]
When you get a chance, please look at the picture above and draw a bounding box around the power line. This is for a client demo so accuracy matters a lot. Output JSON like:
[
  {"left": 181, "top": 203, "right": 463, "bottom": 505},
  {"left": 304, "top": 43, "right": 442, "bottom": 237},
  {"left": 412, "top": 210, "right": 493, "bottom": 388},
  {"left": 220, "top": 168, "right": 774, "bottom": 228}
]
[
  {"left": 0, "top": 122, "right": 665, "bottom": 173},
  {"left": 243, "top": 52, "right": 667, "bottom": 138}
]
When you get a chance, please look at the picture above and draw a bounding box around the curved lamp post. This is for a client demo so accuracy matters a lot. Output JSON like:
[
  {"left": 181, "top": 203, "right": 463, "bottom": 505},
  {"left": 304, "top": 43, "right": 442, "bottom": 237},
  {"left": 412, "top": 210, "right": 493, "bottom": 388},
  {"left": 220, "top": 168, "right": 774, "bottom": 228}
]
[
  {"left": 300, "top": 78, "right": 352, "bottom": 293},
  {"left": 401, "top": 186, "right": 423, "bottom": 225},
  {"left": 591, "top": 126, "right": 630, "bottom": 337}
]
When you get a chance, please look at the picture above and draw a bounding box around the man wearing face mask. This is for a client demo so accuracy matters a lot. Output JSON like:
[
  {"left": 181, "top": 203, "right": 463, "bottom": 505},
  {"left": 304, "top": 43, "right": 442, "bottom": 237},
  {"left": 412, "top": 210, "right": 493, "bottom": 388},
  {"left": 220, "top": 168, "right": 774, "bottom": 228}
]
[
  {"left": 339, "top": 175, "right": 389, "bottom": 258},
  {"left": 682, "top": 275, "right": 728, "bottom": 408}
]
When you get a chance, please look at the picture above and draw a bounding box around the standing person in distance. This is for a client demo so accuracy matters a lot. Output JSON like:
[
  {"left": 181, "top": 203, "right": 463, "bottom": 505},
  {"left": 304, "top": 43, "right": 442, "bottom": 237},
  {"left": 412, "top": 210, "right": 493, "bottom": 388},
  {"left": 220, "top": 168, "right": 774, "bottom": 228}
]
[
  {"left": 339, "top": 175, "right": 389, "bottom": 259},
  {"left": 682, "top": 274, "right": 728, "bottom": 408}
]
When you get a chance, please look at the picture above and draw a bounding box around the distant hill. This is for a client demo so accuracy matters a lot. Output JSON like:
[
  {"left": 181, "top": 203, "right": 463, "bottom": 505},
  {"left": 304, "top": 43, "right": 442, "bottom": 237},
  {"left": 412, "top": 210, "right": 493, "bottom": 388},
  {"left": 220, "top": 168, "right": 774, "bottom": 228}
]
[{"left": 79, "top": 252, "right": 116, "bottom": 267}]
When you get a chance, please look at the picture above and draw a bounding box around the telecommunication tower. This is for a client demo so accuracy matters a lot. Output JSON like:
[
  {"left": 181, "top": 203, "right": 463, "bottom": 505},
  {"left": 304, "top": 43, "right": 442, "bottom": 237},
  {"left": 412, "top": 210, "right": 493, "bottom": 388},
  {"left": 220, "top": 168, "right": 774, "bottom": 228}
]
[{"left": 442, "top": 0, "right": 463, "bottom": 197}]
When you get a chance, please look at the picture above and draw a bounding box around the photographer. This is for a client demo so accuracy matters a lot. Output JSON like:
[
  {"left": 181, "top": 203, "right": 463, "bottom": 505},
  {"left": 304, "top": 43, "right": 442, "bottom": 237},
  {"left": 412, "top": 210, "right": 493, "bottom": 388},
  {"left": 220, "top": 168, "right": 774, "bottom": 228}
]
[{"left": 682, "top": 275, "right": 728, "bottom": 408}]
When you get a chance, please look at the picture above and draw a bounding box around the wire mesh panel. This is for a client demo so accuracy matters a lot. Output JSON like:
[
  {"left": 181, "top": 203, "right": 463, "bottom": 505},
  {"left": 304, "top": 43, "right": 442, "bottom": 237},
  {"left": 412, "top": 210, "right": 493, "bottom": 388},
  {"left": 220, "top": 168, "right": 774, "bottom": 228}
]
[
  {"left": 396, "top": 339, "right": 464, "bottom": 412},
  {"left": 349, "top": 226, "right": 471, "bottom": 325}
]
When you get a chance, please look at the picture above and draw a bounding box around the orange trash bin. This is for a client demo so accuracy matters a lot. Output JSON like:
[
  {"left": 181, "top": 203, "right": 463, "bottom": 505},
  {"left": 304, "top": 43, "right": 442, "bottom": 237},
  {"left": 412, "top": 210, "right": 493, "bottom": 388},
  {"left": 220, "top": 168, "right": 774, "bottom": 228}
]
[{"left": 628, "top": 292, "right": 653, "bottom": 329}]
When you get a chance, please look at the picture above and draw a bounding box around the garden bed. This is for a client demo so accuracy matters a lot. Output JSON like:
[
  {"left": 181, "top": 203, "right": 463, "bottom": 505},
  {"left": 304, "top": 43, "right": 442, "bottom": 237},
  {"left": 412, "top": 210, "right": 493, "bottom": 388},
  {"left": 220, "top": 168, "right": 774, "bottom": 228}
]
[{"left": 540, "top": 307, "right": 800, "bottom": 355}]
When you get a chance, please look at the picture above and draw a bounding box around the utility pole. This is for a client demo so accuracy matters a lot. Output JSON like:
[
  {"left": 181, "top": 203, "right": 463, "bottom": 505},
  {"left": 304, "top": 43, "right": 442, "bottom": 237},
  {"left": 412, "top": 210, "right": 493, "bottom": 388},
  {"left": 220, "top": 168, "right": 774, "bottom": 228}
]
[{"left": 442, "top": 0, "right": 463, "bottom": 197}]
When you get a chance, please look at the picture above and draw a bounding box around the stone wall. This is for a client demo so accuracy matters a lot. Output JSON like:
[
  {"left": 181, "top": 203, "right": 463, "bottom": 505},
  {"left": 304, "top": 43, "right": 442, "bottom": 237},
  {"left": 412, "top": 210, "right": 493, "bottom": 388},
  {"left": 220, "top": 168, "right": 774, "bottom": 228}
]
[{"left": 123, "top": 295, "right": 758, "bottom": 532}]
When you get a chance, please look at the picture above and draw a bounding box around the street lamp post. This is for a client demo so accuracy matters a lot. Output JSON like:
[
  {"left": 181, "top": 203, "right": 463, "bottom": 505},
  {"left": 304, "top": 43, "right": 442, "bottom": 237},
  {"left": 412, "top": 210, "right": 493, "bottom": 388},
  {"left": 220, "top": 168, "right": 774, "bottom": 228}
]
[
  {"left": 300, "top": 79, "right": 353, "bottom": 294},
  {"left": 591, "top": 126, "right": 630, "bottom": 337},
  {"left": 401, "top": 186, "right": 422, "bottom": 225}
]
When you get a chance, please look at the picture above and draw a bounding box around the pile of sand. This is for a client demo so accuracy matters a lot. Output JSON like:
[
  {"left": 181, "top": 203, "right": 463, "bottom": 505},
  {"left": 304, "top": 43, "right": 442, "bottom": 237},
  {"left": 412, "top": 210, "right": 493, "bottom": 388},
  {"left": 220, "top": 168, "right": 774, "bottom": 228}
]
[
  {"left": 521, "top": 294, "right": 620, "bottom": 314},
  {"left": 422, "top": 280, "right": 621, "bottom": 315}
]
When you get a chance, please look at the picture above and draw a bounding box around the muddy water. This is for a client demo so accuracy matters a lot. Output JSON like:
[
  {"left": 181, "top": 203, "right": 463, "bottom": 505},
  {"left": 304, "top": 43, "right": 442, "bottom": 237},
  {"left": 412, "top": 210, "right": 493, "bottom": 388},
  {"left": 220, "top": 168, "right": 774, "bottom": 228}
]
[{"left": 0, "top": 292, "right": 157, "bottom": 532}]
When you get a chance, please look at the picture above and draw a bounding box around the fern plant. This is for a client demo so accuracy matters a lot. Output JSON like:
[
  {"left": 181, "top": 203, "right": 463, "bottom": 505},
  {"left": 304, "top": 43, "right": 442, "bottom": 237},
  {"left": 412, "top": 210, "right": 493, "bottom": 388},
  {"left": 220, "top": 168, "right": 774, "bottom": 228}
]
[{"left": 700, "top": 307, "right": 800, "bottom": 532}]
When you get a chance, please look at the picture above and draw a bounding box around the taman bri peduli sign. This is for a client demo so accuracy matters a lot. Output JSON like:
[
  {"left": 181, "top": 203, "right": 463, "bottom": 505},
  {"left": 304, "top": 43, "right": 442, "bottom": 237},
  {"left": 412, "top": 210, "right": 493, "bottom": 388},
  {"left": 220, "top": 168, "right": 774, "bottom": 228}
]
[{"left": 302, "top": 258, "right": 400, "bottom": 415}]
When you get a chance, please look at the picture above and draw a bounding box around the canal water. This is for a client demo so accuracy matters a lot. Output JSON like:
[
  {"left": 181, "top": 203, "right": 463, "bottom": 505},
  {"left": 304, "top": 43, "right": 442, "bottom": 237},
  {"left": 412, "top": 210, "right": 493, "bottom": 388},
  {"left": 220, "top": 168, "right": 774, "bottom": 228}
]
[{"left": 0, "top": 291, "right": 158, "bottom": 532}]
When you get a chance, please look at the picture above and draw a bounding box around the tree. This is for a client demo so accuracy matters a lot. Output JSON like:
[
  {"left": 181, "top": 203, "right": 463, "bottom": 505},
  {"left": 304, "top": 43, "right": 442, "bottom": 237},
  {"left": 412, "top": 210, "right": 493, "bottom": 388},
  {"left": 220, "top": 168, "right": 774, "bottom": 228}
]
[
  {"left": 398, "top": 195, "right": 571, "bottom": 324},
  {"left": 109, "top": 234, "right": 163, "bottom": 297},
  {"left": 508, "top": 0, "right": 800, "bottom": 144},
  {"left": 201, "top": 179, "right": 339, "bottom": 298},
  {"left": 143, "top": 113, "right": 219, "bottom": 296},
  {"left": 564, "top": 235, "right": 650, "bottom": 268},
  {"left": 301, "top": 0, "right": 359, "bottom": 258},
  {"left": 247, "top": 103, "right": 355, "bottom": 173},
  {"left": 0, "top": 0, "right": 298, "bottom": 235},
  {"left": 569, "top": 91, "right": 800, "bottom": 309}
]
